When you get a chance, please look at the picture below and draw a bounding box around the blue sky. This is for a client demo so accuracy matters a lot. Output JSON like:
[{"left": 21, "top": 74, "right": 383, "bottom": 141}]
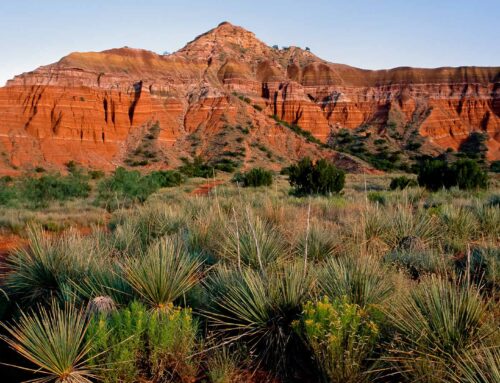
[{"left": 1, "top": 0, "right": 499, "bottom": 85}]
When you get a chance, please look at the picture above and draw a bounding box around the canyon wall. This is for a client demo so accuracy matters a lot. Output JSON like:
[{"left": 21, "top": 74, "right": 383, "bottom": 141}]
[{"left": 0, "top": 22, "right": 498, "bottom": 174}]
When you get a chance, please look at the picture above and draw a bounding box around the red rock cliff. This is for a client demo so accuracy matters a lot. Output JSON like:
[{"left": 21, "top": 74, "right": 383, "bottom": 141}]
[{"left": 0, "top": 22, "right": 498, "bottom": 174}]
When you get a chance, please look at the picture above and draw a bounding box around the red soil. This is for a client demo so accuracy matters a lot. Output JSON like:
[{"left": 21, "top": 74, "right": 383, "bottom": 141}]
[{"left": 190, "top": 181, "right": 224, "bottom": 196}]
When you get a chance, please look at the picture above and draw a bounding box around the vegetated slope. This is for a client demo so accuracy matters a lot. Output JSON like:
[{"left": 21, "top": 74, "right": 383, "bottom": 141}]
[{"left": 0, "top": 21, "right": 498, "bottom": 174}]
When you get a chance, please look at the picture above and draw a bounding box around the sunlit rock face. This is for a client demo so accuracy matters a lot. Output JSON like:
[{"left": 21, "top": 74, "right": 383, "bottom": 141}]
[{"left": 0, "top": 22, "right": 498, "bottom": 174}]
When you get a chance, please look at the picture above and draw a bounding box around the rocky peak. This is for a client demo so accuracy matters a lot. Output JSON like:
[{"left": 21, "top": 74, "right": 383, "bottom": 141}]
[{"left": 174, "top": 21, "right": 272, "bottom": 63}]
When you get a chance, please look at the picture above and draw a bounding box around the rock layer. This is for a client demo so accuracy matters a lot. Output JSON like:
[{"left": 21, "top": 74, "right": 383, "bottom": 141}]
[{"left": 0, "top": 22, "right": 498, "bottom": 174}]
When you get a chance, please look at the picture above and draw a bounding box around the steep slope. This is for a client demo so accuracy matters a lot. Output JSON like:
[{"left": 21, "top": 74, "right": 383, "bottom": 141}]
[{"left": 0, "top": 22, "right": 498, "bottom": 174}]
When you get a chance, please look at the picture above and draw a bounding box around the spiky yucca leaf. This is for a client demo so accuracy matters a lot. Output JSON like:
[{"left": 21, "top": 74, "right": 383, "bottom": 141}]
[
  {"left": 385, "top": 276, "right": 491, "bottom": 382},
  {"left": 320, "top": 255, "right": 393, "bottom": 308},
  {"left": 122, "top": 236, "right": 202, "bottom": 310},
  {"left": 220, "top": 214, "right": 288, "bottom": 270},
  {"left": 0, "top": 301, "right": 95, "bottom": 383},
  {"left": 4, "top": 226, "right": 95, "bottom": 304},
  {"left": 449, "top": 347, "right": 500, "bottom": 383},
  {"left": 205, "top": 262, "right": 314, "bottom": 372}
]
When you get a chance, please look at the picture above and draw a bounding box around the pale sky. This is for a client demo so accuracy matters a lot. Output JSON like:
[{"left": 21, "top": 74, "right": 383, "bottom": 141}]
[{"left": 1, "top": 0, "right": 499, "bottom": 86}]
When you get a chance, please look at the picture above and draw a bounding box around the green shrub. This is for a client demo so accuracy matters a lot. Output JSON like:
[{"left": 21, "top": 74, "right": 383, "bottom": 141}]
[
  {"left": 417, "top": 158, "right": 488, "bottom": 191},
  {"left": 87, "top": 301, "right": 147, "bottom": 382},
  {"left": 233, "top": 168, "right": 273, "bottom": 187},
  {"left": 490, "top": 160, "right": 500, "bottom": 173},
  {"left": 458, "top": 131, "right": 488, "bottom": 161},
  {"left": 367, "top": 192, "right": 386, "bottom": 205},
  {"left": 20, "top": 172, "right": 90, "bottom": 208},
  {"left": 178, "top": 156, "right": 215, "bottom": 178},
  {"left": 417, "top": 158, "right": 452, "bottom": 191},
  {"left": 389, "top": 176, "right": 418, "bottom": 190},
  {"left": 148, "top": 306, "right": 199, "bottom": 381},
  {"left": 293, "top": 297, "right": 380, "bottom": 383},
  {"left": 146, "top": 170, "right": 184, "bottom": 187},
  {"left": 87, "top": 301, "right": 199, "bottom": 383},
  {"left": 0, "top": 179, "right": 17, "bottom": 206},
  {"left": 288, "top": 157, "right": 345, "bottom": 195},
  {"left": 96, "top": 167, "right": 159, "bottom": 210},
  {"left": 451, "top": 159, "right": 488, "bottom": 190}
]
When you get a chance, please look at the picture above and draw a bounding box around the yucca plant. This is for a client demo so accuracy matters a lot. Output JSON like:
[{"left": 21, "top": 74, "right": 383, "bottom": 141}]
[
  {"left": 449, "top": 346, "right": 500, "bottom": 383},
  {"left": 384, "top": 276, "right": 491, "bottom": 382},
  {"left": 122, "top": 236, "right": 202, "bottom": 310},
  {"left": 384, "top": 203, "right": 440, "bottom": 250},
  {"left": 205, "top": 261, "right": 314, "bottom": 374},
  {"left": 320, "top": 255, "right": 393, "bottom": 308},
  {"left": 4, "top": 227, "right": 95, "bottom": 305},
  {"left": 295, "top": 222, "right": 340, "bottom": 262},
  {"left": 69, "top": 260, "right": 133, "bottom": 306},
  {"left": 474, "top": 203, "right": 500, "bottom": 239},
  {"left": 0, "top": 301, "right": 95, "bottom": 383},
  {"left": 220, "top": 213, "right": 288, "bottom": 270},
  {"left": 383, "top": 249, "right": 450, "bottom": 280},
  {"left": 439, "top": 204, "right": 479, "bottom": 243}
]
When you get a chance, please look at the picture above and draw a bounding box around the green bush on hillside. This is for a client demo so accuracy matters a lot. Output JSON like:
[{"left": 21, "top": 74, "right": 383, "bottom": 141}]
[
  {"left": 233, "top": 167, "right": 273, "bottom": 187},
  {"left": 389, "top": 176, "right": 418, "bottom": 190},
  {"left": 288, "top": 157, "right": 345, "bottom": 195},
  {"left": 96, "top": 167, "right": 159, "bottom": 210},
  {"left": 20, "top": 172, "right": 90, "bottom": 208},
  {"left": 417, "top": 158, "right": 488, "bottom": 191},
  {"left": 178, "top": 156, "right": 215, "bottom": 178}
]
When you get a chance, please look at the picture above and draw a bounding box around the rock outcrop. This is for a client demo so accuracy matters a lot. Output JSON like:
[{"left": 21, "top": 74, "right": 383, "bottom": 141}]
[{"left": 0, "top": 22, "right": 498, "bottom": 174}]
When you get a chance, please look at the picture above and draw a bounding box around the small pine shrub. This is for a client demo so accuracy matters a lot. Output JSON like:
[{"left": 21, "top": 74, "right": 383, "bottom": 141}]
[
  {"left": 450, "top": 159, "right": 488, "bottom": 190},
  {"left": 293, "top": 297, "right": 380, "bottom": 383},
  {"left": 233, "top": 168, "right": 273, "bottom": 187},
  {"left": 288, "top": 157, "right": 345, "bottom": 196},
  {"left": 417, "top": 158, "right": 452, "bottom": 191},
  {"left": 417, "top": 158, "right": 488, "bottom": 191},
  {"left": 178, "top": 156, "right": 215, "bottom": 178},
  {"left": 490, "top": 160, "right": 500, "bottom": 173},
  {"left": 389, "top": 176, "right": 418, "bottom": 190},
  {"left": 146, "top": 170, "right": 184, "bottom": 187}
]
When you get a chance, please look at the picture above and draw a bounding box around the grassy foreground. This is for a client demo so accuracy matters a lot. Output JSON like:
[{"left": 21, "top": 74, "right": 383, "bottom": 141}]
[{"left": 0, "top": 172, "right": 498, "bottom": 382}]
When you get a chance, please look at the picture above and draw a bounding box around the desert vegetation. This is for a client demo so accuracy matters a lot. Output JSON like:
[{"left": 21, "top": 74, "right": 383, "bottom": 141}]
[{"left": 0, "top": 160, "right": 498, "bottom": 383}]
